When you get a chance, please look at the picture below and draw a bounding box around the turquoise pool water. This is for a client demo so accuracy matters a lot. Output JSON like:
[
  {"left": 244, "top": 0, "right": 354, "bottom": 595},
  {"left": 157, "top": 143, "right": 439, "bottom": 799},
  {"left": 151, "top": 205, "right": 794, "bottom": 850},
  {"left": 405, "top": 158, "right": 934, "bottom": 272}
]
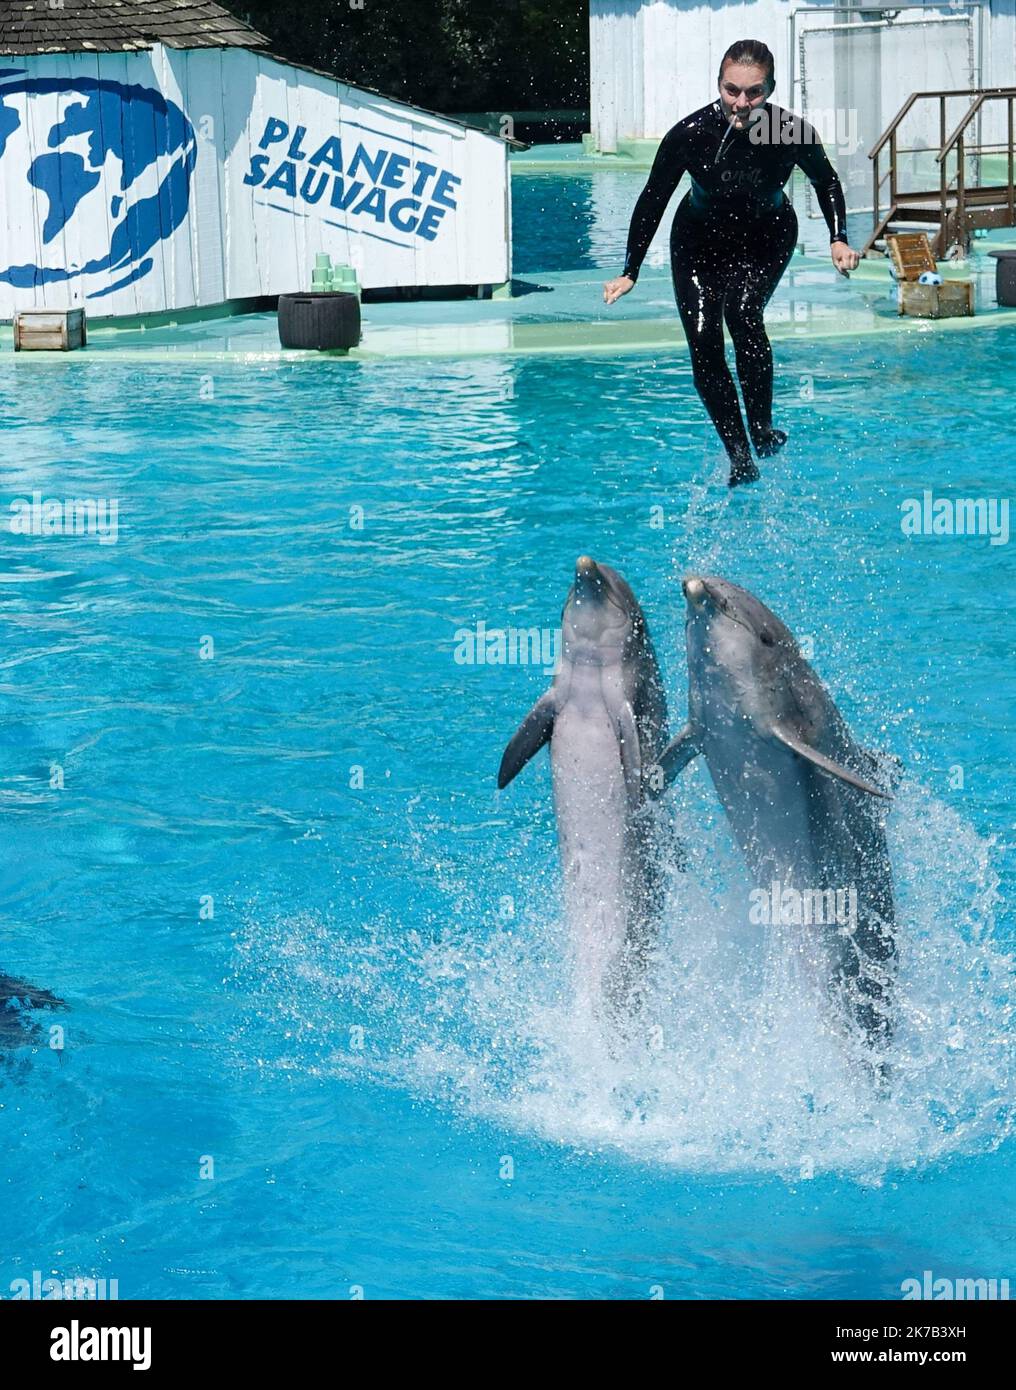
[
  {"left": 1, "top": 204, "right": 1015, "bottom": 1299},
  {"left": 510, "top": 172, "right": 871, "bottom": 272}
]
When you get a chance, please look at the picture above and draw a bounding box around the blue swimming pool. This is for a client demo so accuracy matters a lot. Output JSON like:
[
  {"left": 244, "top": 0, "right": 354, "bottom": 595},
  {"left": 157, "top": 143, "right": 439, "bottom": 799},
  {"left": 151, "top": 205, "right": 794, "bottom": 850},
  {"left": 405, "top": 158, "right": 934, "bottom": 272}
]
[
  {"left": 510, "top": 171, "right": 871, "bottom": 272},
  {"left": 2, "top": 216, "right": 1015, "bottom": 1299}
]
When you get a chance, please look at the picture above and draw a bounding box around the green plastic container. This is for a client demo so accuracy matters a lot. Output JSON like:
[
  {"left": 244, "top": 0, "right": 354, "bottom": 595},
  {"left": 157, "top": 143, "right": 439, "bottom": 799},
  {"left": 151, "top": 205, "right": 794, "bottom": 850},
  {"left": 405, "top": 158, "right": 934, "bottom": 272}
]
[{"left": 330, "top": 264, "right": 361, "bottom": 299}]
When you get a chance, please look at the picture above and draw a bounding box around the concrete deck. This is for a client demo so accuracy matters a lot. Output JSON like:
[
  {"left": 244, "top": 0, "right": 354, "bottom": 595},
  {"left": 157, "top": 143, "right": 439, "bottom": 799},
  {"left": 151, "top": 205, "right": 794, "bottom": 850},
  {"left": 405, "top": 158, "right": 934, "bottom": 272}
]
[
  {"left": 7, "top": 248, "right": 1016, "bottom": 366},
  {"left": 4, "top": 142, "right": 1016, "bottom": 365},
  {"left": 512, "top": 140, "right": 658, "bottom": 175}
]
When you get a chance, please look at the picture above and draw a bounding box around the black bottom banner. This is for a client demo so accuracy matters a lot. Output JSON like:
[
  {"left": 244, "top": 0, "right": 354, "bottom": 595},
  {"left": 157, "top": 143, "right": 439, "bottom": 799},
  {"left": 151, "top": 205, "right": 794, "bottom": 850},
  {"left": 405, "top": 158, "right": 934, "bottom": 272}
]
[{"left": 0, "top": 1296, "right": 1006, "bottom": 1374}]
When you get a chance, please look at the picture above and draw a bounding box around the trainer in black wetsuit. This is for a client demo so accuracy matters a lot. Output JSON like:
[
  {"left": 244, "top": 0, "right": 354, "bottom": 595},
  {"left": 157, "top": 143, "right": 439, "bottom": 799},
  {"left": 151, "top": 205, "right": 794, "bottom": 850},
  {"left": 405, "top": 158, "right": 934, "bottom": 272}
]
[{"left": 605, "top": 49, "right": 856, "bottom": 485}]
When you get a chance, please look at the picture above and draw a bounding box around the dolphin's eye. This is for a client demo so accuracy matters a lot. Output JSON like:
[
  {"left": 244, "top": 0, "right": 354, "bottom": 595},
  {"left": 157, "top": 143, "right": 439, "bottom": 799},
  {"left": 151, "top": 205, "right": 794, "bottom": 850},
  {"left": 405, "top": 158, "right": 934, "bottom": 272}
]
[{"left": 759, "top": 629, "right": 775, "bottom": 647}]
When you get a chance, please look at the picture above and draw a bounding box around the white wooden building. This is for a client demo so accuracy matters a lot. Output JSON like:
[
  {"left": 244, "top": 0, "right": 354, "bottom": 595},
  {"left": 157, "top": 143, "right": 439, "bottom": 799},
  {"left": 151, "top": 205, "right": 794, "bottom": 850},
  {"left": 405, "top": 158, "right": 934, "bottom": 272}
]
[
  {"left": 588, "top": 0, "right": 1015, "bottom": 210},
  {"left": 0, "top": 0, "right": 511, "bottom": 320}
]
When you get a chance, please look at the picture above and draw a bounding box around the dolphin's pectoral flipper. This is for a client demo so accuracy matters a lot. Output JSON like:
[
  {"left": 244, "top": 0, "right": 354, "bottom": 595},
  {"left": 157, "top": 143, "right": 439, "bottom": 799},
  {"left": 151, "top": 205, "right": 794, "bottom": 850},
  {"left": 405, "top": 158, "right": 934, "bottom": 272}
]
[
  {"left": 497, "top": 692, "right": 556, "bottom": 789},
  {"left": 653, "top": 724, "right": 700, "bottom": 794},
  {"left": 611, "top": 700, "right": 642, "bottom": 805},
  {"left": 860, "top": 747, "right": 903, "bottom": 793},
  {"left": 770, "top": 724, "right": 891, "bottom": 800}
]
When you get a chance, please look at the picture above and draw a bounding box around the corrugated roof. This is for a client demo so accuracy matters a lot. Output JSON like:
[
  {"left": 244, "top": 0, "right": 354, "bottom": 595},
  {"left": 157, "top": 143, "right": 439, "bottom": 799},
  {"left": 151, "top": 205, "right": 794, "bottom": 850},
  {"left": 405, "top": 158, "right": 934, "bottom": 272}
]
[{"left": 0, "top": 0, "right": 269, "bottom": 54}]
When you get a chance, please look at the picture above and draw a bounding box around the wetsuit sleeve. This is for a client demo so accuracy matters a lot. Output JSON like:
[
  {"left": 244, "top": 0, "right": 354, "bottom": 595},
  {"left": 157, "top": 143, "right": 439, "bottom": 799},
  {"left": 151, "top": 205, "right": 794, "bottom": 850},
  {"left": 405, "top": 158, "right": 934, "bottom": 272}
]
[
  {"left": 795, "top": 133, "right": 848, "bottom": 245},
  {"left": 621, "top": 125, "right": 687, "bottom": 281}
]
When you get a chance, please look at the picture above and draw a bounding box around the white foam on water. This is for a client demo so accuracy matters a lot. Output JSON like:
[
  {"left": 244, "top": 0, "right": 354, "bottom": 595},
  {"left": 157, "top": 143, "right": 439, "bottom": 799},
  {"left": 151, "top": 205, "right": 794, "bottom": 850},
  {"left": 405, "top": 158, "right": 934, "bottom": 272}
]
[{"left": 232, "top": 772, "right": 1015, "bottom": 1182}]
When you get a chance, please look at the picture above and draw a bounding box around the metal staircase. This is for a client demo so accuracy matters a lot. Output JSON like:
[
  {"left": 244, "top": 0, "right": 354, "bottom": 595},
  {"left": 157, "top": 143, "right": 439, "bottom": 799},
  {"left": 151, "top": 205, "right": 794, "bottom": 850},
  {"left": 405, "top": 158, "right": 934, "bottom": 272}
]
[{"left": 863, "top": 87, "right": 1016, "bottom": 258}]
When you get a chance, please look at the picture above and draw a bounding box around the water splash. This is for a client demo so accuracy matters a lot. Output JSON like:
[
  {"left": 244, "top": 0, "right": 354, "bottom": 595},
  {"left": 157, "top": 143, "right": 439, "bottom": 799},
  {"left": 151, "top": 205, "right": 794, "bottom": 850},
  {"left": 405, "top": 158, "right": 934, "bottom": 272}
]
[{"left": 231, "top": 773, "right": 1015, "bottom": 1182}]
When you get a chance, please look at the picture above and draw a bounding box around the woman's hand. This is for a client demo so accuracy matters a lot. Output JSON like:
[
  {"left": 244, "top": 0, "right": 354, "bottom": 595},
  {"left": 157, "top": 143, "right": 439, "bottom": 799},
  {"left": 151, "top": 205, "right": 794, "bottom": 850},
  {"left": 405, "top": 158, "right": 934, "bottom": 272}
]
[
  {"left": 603, "top": 275, "right": 635, "bottom": 305},
  {"left": 831, "top": 242, "right": 860, "bottom": 277}
]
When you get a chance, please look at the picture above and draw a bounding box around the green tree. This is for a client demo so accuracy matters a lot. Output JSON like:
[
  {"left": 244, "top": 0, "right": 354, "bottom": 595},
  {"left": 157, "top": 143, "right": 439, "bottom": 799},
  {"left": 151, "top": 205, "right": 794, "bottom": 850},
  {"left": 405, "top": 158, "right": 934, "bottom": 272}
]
[{"left": 236, "top": 0, "right": 588, "bottom": 113}]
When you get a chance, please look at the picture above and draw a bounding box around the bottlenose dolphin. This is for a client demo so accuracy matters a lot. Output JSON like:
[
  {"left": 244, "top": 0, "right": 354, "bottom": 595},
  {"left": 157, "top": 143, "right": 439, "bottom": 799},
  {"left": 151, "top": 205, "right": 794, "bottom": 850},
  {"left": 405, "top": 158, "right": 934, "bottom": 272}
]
[
  {"left": 0, "top": 973, "right": 65, "bottom": 1049},
  {"left": 659, "top": 576, "right": 897, "bottom": 1067},
  {"left": 498, "top": 558, "right": 670, "bottom": 1017}
]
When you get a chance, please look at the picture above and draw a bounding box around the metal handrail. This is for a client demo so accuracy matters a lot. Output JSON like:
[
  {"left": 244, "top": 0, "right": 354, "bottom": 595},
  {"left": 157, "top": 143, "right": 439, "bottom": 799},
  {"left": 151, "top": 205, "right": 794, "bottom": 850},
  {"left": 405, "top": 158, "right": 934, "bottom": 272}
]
[
  {"left": 938, "top": 88, "right": 1016, "bottom": 159},
  {"left": 867, "top": 87, "right": 1016, "bottom": 254},
  {"left": 869, "top": 92, "right": 923, "bottom": 160},
  {"left": 939, "top": 94, "right": 987, "bottom": 163},
  {"left": 868, "top": 87, "right": 1013, "bottom": 158},
  {"left": 937, "top": 91, "right": 1016, "bottom": 246}
]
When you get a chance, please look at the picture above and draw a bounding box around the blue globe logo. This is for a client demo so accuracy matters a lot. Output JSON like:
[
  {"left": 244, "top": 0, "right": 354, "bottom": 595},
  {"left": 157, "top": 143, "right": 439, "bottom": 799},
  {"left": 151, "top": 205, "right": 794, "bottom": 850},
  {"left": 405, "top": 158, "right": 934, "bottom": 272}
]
[{"left": 0, "top": 71, "right": 197, "bottom": 298}]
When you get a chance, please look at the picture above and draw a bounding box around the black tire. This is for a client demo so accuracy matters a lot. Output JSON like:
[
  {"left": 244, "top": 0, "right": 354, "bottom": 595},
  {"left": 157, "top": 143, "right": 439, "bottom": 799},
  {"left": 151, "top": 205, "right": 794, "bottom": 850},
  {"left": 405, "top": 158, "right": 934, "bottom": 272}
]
[{"left": 277, "top": 292, "right": 361, "bottom": 350}]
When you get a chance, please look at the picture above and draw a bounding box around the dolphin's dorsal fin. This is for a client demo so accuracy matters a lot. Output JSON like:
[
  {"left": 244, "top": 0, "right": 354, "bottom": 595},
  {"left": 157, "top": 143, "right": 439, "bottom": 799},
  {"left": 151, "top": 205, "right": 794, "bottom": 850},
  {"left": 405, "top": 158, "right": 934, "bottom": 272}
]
[
  {"left": 497, "top": 692, "right": 556, "bottom": 788},
  {"left": 653, "top": 724, "right": 700, "bottom": 794},
  {"left": 770, "top": 724, "right": 891, "bottom": 800}
]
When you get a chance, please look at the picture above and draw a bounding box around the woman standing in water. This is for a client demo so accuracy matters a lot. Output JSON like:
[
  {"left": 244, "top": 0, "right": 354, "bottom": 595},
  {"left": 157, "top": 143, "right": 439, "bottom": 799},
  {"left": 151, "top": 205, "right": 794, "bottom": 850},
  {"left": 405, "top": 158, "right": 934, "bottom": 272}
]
[{"left": 604, "top": 40, "right": 860, "bottom": 486}]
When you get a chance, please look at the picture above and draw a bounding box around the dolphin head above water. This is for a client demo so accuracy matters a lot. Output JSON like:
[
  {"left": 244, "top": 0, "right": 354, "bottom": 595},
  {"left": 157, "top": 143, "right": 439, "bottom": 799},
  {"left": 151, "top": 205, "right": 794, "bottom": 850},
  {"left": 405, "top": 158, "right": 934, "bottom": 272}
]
[
  {"left": 668, "top": 574, "right": 890, "bottom": 804},
  {"left": 683, "top": 574, "right": 791, "bottom": 639},
  {"left": 682, "top": 575, "right": 806, "bottom": 736},
  {"left": 497, "top": 556, "right": 668, "bottom": 796},
  {"left": 561, "top": 556, "right": 639, "bottom": 666}
]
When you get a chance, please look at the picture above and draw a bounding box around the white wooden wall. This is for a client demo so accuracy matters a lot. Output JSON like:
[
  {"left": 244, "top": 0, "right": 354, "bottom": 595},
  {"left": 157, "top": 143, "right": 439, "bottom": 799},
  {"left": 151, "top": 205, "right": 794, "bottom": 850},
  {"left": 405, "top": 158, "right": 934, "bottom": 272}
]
[
  {"left": 589, "top": 0, "right": 1016, "bottom": 146},
  {"left": 0, "top": 45, "right": 511, "bottom": 319}
]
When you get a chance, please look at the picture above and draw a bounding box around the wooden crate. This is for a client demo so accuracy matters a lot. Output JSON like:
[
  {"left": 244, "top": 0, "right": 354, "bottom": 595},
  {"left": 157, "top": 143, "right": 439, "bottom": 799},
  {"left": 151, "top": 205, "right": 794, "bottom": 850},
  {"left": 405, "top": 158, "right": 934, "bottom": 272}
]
[
  {"left": 886, "top": 231, "right": 937, "bottom": 281},
  {"left": 899, "top": 279, "right": 975, "bottom": 319},
  {"left": 886, "top": 232, "right": 974, "bottom": 319},
  {"left": 13, "top": 308, "right": 87, "bottom": 351}
]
